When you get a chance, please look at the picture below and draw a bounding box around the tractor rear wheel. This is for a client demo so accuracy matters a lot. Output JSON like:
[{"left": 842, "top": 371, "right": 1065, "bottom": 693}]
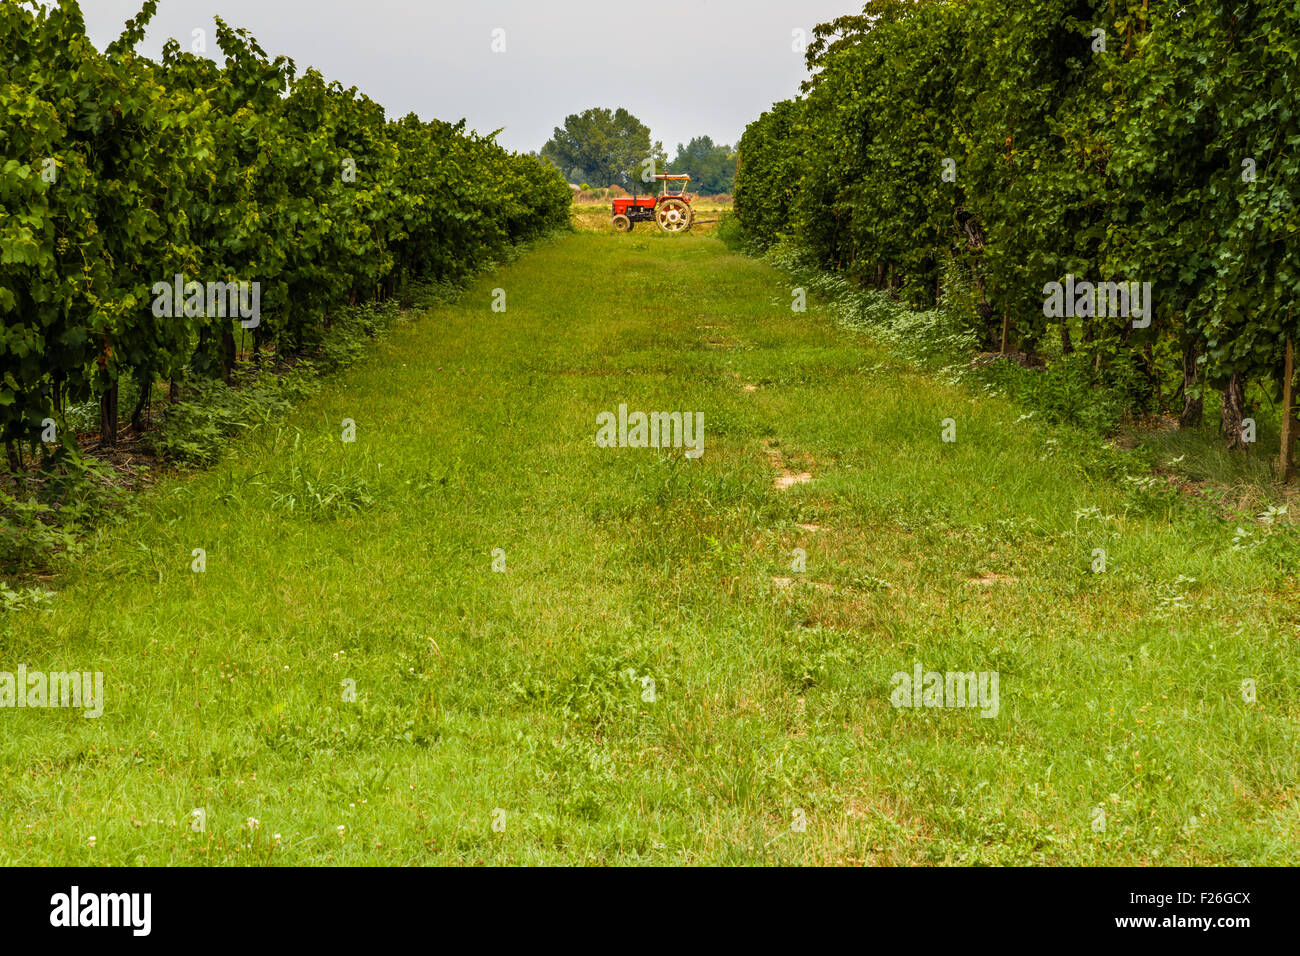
[
  {"left": 655, "top": 198, "right": 692, "bottom": 234},
  {"left": 612, "top": 214, "right": 633, "bottom": 233}
]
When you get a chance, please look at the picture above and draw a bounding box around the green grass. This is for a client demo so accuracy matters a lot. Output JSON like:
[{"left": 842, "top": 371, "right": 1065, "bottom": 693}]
[{"left": 2, "top": 227, "right": 1298, "bottom": 865}]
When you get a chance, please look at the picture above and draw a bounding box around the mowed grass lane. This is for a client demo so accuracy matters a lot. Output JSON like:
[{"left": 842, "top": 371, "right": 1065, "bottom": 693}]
[{"left": 2, "top": 225, "right": 1297, "bottom": 864}]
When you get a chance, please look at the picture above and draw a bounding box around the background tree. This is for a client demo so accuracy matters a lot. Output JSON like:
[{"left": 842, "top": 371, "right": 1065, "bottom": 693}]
[
  {"left": 670, "top": 136, "right": 737, "bottom": 194},
  {"left": 541, "top": 107, "right": 665, "bottom": 190}
]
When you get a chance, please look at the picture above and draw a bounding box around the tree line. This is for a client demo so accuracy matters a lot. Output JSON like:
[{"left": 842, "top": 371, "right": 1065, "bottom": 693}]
[
  {"left": 0, "top": 0, "right": 572, "bottom": 463},
  {"left": 734, "top": 0, "right": 1300, "bottom": 475},
  {"left": 539, "top": 107, "right": 737, "bottom": 194}
]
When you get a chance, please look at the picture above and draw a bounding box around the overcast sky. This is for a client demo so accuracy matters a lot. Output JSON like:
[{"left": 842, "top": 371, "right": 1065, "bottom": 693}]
[{"left": 80, "top": 0, "right": 854, "bottom": 156}]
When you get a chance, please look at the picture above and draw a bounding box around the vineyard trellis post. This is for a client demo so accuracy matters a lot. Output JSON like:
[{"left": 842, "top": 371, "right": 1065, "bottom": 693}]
[{"left": 1280, "top": 339, "right": 1298, "bottom": 483}]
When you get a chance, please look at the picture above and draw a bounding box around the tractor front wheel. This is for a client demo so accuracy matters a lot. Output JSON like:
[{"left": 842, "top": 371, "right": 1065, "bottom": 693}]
[
  {"left": 655, "top": 198, "right": 693, "bottom": 234},
  {"left": 612, "top": 214, "right": 633, "bottom": 233}
]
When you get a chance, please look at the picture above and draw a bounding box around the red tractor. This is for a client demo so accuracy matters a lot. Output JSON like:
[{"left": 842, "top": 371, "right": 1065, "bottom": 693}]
[{"left": 611, "top": 174, "right": 694, "bottom": 234}]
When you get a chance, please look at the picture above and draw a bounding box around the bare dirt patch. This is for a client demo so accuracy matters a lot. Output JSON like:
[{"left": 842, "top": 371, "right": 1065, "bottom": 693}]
[
  {"left": 763, "top": 438, "right": 814, "bottom": 491},
  {"left": 775, "top": 472, "right": 813, "bottom": 489},
  {"left": 772, "top": 576, "right": 835, "bottom": 592},
  {"left": 968, "top": 573, "right": 1017, "bottom": 585}
]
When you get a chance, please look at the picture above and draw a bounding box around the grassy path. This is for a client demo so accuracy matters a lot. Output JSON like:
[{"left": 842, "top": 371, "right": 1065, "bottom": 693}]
[{"left": 3, "top": 228, "right": 1297, "bottom": 864}]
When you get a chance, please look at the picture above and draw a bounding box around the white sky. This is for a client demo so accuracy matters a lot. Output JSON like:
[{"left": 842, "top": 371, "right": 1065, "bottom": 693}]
[{"left": 79, "top": 0, "right": 854, "bottom": 154}]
